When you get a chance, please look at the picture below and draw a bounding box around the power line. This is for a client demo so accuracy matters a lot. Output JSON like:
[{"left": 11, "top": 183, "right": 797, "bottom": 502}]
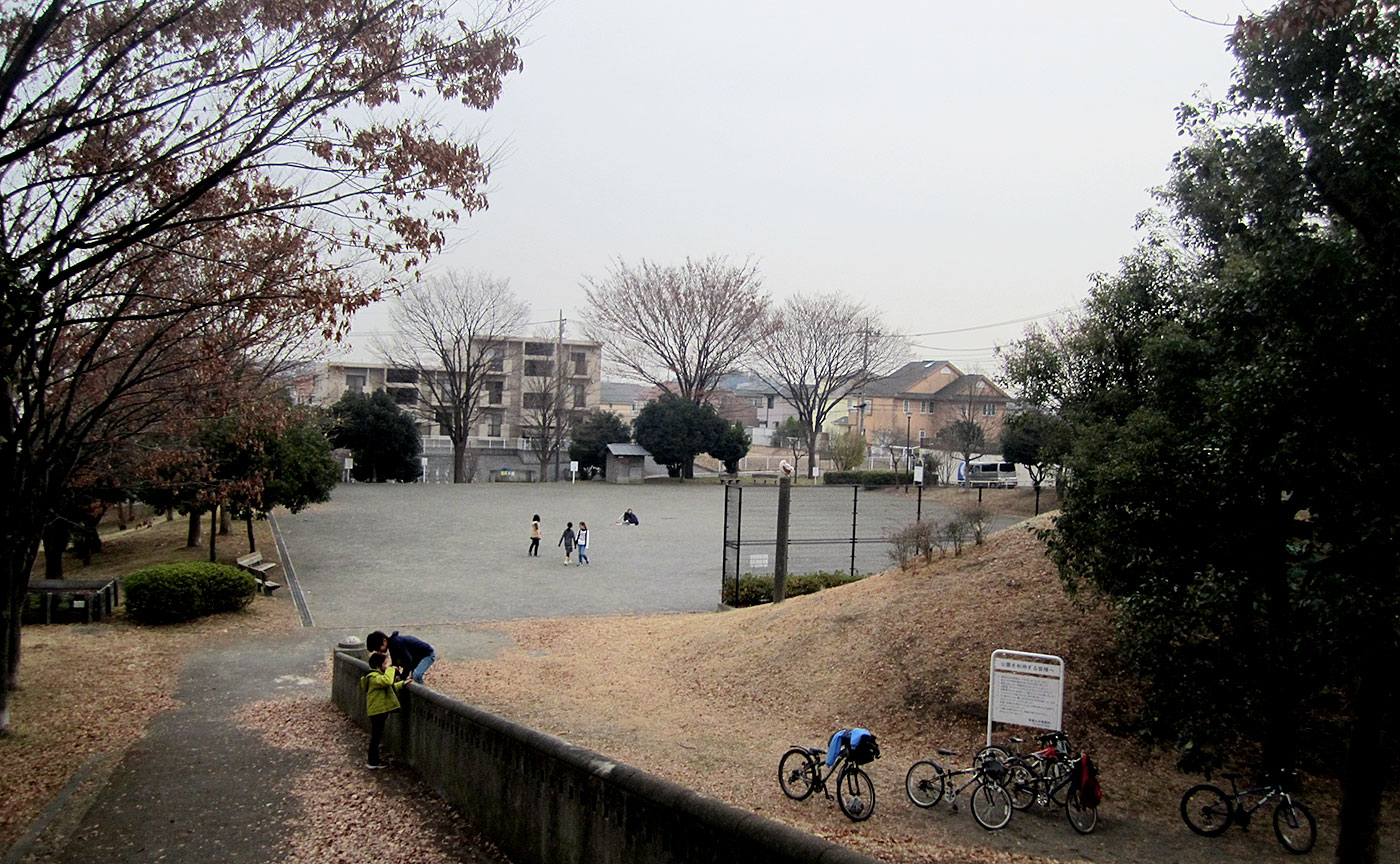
[{"left": 903, "top": 310, "right": 1063, "bottom": 338}]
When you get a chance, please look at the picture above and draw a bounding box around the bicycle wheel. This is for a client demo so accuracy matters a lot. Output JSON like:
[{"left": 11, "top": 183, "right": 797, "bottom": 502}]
[
  {"left": 1046, "top": 759, "right": 1072, "bottom": 806},
  {"left": 779, "top": 748, "right": 817, "bottom": 801},
  {"left": 1273, "top": 800, "right": 1316, "bottom": 854},
  {"left": 905, "top": 760, "right": 946, "bottom": 808},
  {"left": 970, "top": 780, "right": 1013, "bottom": 830},
  {"left": 975, "top": 744, "right": 1012, "bottom": 768},
  {"left": 837, "top": 765, "right": 876, "bottom": 822},
  {"left": 1006, "top": 758, "right": 1038, "bottom": 810},
  {"left": 1180, "top": 783, "right": 1233, "bottom": 836},
  {"left": 1067, "top": 792, "right": 1098, "bottom": 834}
]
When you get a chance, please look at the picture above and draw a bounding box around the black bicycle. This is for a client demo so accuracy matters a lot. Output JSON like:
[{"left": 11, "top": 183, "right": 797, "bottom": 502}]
[
  {"left": 988, "top": 732, "right": 1098, "bottom": 834},
  {"left": 1180, "top": 770, "right": 1316, "bottom": 854},
  {"left": 904, "top": 747, "right": 1013, "bottom": 830},
  {"left": 779, "top": 741, "right": 878, "bottom": 822}
]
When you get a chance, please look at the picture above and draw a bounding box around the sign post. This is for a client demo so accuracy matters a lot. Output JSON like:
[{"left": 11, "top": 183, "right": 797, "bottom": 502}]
[
  {"left": 570, "top": 460, "right": 579, "bottom": 484},
  {"left": 987, "top": 650, "right": 1065, "bottom": 744}
]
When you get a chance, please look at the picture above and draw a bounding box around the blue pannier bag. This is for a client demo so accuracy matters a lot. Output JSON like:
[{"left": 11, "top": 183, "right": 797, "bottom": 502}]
[{"left": 827, "top": 728, "right": 880, "bottom": 766}]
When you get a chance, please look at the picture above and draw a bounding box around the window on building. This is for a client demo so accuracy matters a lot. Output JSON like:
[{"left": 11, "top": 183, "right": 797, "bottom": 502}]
[
  {"left": 388, "top": 387, "right": 417, "bottom": 405},
  {"left": 487, "top": 416, "right": 502, "bottom": 437},
  {"left": 486, "top": 381, "right": 503, "bottom": 404},
  {"left": 486, "top": 346, "right": 504, "bottom": 372},
  {"left": 386, "top": 367, "right": 418, "bottom": 384},
  {"left": 767, "top": 395, "right": 775, "bottom": 409},
  {"left": 523, "top": 359, "right": 553, "bottom": 378},
  {"left": 524, "top": 341, "right": 554, "bottom": 356},
  {"left": 918, "top": 428, "right": 927, "bottom": 441},
  {"left": 345, "top": 374, "right": 366, "bottom": 394},
  {"left": 982, "top": 402, "right": 996, "bottom": 417},
  {"left": 902, "top": 399, "right": 910, "bottom": 414},
  {"left": 522, "top": 391, "right": 548, "bottom": 409},
  {"left": 570, "top": 351, "right": 587, "bottom": 375},
  {"left": 573, "top": 383, "right": 586, "bottom": 408}
]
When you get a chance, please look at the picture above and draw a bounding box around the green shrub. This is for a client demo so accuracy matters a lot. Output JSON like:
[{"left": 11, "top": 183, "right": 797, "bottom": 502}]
[
  {"left": 822, "top": 470, "right": 912, "bottom": 488},
  {"left": 721, "top": 571, "right": 866, "bottom": 607},
  {"left": 124, "top": 563, "right": 257, "bottom": 624}
]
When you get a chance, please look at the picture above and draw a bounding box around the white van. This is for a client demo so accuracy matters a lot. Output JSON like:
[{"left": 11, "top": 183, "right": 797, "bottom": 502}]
[{"left": 957, "top": 461, "right": 1018, "bottom": 489}]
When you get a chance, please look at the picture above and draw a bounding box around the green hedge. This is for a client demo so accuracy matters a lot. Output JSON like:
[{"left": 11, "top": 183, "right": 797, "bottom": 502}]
[
  {"left": 721, "top": 571, "right": 866, "bottom": 607},
  {"left": 124, "top": 563, "right": 257, "bottom": 624},
  {"left": 822, "top": 470, "right": 912, "bottom": 487}
]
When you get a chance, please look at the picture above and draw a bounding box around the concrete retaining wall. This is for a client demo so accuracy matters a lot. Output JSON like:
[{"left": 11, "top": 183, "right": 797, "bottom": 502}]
[{"left": 332, "top": 652, "right": 879, "bottom": 864}]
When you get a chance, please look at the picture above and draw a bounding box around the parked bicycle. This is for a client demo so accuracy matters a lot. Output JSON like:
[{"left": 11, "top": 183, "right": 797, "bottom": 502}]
[
  {"left": 904, "top": 747, "right": 1014, "bottom": 830},
  {"left": 1003, "top": 742, "right": 1100, "bottom": 833},
  {"left": 1180, "top": 770, "right": 1316, "bottom": 854},
  {"left": 778, "top": 729, "right": 880, "bottom": 822}
]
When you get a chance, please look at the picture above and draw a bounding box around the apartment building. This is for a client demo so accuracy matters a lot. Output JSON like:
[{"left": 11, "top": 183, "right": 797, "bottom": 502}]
[{"left": 311, "top": 337, "right": 603, "bottom": 481}]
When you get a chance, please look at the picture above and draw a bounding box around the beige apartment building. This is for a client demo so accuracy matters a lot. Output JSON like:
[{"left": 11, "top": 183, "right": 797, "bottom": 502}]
[
  {"left": 310, "top": 337, "right": 603, "bottom": 481},
  {"left": 846, "top": 360, "right": 1013, "bottom": 460}
]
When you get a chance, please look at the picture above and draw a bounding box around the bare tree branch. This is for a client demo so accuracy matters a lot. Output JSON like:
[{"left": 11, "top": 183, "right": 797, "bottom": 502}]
[
  {"left": 377, "top": 272, "right": 527, "bottom": 482},
  {"left": 749, "top": 293, "right": 905, "bottom": 477},
  {"left": 581, "top": 255, "right": 769, "bottom": 403}
]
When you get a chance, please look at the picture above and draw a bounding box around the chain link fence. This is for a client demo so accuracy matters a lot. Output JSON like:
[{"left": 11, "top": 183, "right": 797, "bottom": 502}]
[{"left": 721, "top": 484, "right": 925, "bottom": 604}]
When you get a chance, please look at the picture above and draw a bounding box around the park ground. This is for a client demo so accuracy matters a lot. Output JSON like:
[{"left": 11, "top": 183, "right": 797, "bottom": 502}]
[{"left": 2, "top": 482, "right": 1395, "bottom": 864}]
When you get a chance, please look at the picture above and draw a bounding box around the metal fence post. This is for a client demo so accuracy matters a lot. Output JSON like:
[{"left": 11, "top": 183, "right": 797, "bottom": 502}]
[
  {"left": 849, "top": 485, "right": 859, "bottom": 578},
  {"left": 774, "top": 477, "right": 790, "bottom": 602},
  {"left": 733, "top": 486, "right": 742, "bottom": 604}
]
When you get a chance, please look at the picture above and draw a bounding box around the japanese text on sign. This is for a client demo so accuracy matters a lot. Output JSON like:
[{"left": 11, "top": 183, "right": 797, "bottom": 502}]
[{"left": 988, "top": 650, "right": 1064, "bottom": 733}]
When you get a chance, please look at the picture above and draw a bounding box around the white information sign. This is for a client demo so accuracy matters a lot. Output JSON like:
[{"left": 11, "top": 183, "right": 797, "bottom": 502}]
[
  {"left": 914, "top": 465, "right": 925, "bottom": 485},
  {"left": 749, "top": 553, "right": 770, "bottom": 569},
  {"left": 987, "top": 650, "right": 1065, "bottom": 743}
]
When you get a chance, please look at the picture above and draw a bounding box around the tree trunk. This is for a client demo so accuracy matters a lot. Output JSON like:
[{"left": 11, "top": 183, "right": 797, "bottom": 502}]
[
  {"left": 453, "top": 439, "right": 468, "bottom": 483},
  {"left": 1033, "top": 483, "right": 1042, "bottom": 516},
  {"left": 806, "top": 431, "right": 819, "bottom": 479},
  {"left": 41, "top": 521, "right": 67, "bottom": 580},
  {"left": 2, "top": 534, "right": 43, "bottom": 732},
  {"left": 219, "top": 506, "right": 231, "bottom": 535},
  {"left": 245, "top": 517, "right": 256, "bottom": 553},
  {"left": 186, "top": 510, "right": 202, "bottom": 547},
  {"left": 208, "top": 507, "right": 217, "bottom": 562},
  {"left": 1337, "top": 652, "right": 1389, "bottom": 864}
]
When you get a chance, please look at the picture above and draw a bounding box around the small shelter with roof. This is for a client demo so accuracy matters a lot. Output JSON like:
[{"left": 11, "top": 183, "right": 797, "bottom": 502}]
[{"left": 606, "top": 442, "right": 651, "bottom": 484}]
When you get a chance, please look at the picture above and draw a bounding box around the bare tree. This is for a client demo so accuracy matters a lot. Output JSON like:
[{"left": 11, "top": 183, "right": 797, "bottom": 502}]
[
  {"left": 750, "top": 294, "right": 904, "bottom": 478},
  {"left": 582, "top": 256, "right": 769, "bottom": 403},
  {"left": 518, "top": 324, "right": 580, "bottom": 482},
  {"left": 378, "top": 273, "right": 527, "bottom": 482}
]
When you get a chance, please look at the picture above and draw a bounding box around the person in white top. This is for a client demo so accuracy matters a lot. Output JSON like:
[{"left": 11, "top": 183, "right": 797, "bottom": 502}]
[{"left": 576, "top": 522, "right": 590, "bottom": 564}]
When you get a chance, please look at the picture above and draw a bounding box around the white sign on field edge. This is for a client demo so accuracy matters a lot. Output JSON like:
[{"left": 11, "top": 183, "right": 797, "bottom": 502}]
[{"left": 987, "top": 650, "right": 1065, "bottom": 744}]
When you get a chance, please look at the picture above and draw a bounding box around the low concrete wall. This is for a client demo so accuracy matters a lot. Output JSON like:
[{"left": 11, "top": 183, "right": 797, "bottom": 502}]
[{"left": 333, "top": 653, "right": 879, "bottom": 864}]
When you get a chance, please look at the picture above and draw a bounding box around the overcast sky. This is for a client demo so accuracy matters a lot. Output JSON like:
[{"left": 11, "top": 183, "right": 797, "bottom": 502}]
[{"left": 347, "top": 0, "right": 1250, "bottom": 375}]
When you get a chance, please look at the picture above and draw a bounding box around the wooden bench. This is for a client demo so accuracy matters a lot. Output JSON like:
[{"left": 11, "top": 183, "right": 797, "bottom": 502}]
[
  {"left": 25, "top": 579, "right": 119, "bottom": 624},
  {"left": 236, "top": 552, "right": 282, "bottom": 595}
]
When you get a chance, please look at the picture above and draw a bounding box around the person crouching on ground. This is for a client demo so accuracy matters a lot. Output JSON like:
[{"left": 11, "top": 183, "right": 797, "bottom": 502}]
[
  {"left": 367, "top": 630, "right": 436, "bottom": 685},
  {"left": 360, "top": 651, "right": 404, "bottom": 769}
]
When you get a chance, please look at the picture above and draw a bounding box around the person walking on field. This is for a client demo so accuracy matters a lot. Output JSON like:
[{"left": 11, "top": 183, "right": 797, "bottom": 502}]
[
  {"left": 576, "top": 521, "right": 590, "bottom": 564},
  {"left": 559, "top": 521, "right": 575, "bottom": 565},
  {"left": 529, "top": 514, "right": 541, "bottom": 557}
]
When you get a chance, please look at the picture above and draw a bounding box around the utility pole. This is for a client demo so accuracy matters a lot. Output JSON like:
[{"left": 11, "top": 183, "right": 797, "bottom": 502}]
[{"left": 555, "top": 310, "right": 565, "bottom": 482}]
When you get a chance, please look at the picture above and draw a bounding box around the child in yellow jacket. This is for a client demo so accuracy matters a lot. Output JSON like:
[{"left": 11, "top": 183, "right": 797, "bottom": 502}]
[{"left": 360, "top": 652, "right": 405, "bottom": 769}]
